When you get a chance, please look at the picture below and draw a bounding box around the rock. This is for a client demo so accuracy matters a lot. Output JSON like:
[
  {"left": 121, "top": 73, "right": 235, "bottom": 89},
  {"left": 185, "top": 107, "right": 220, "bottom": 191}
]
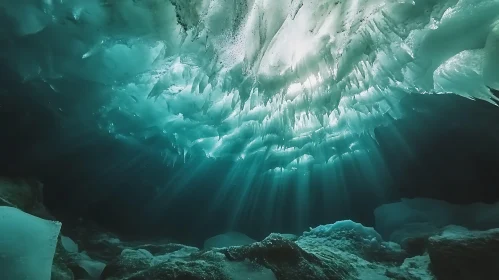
[
  {"left": 61, "top": 235, "right": 79, "bottom": 253},
  {"left": 51, "top": 263, "right": 74, "bottom": 280},
  {"left": 385, "top": 255, "right": 434, "bottom": 280},
  {"left": 101, "top": 248, "right": 156, "bottom": 279},
  {"left": 52, "top": 237, "right": 100, "bottom": 280},
  {"left": 61, "top": 221, "right": 180, "bottom": 262},
  {"left": 70, "top": 220, "right": 444, "bottom": 280},
  {"left": 119, "top": 251, "right": 229, "bottom": 280},
  {"left": 277, "top": 233, "right": 299, "bottom": 241},
  {"left": 60, "top": 223, "right": 124, "bottom": 262},
  {"left": 51, "top": 237, "right": 75, "bottom": 280},
  {"left": 397, "top": 237, "right": 428, "bottom": 258},
  {"left": 297, "top": 220, "right": 408, "bottom": 264},
  {"left": 224, "top": 260, "right": 277, "bottom": 280},
  {"left": 0, "top": 177, "right": 55, "bottom": 220},
  {"left": 74, "top": 251, "right": 106, "bottom": 279},
  {"left": 375, "top": 198, "right": 499, "bottom": 239},
  {"left": 389, "top": 223, "right": 439, "bottom": 256},
  {"left": 222, "top": 233, "right": 354, "bottom": 280},
  {"left": 101, "top": 233, "right": 355, "bottom": 280},
  {"left": 427, "top": 227, "right": 499, "bottom": 280},
  {"left": 100, "top": 246, "right": 233, "bottom": 280},
  {"left": 52, "top": 236, "right": 108, "bottom": 280},
  {"left": 133, "top": 243, "right": 195, "bottom": 256},
  {"left": 203, "top": 231, "right": 256, "bottom": 249},
  {"left": 0, "top": 177, "right": 41, "bottom": 211}
]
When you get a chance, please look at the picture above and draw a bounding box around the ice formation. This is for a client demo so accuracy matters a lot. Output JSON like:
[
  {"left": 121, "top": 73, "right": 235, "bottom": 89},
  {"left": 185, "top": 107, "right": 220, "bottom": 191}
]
[
  {"left": 1, "top": 0, "right": 498, "bottom": 173},
  {"left": 0, "top": 206, "right": 61, "bottom": 280}
]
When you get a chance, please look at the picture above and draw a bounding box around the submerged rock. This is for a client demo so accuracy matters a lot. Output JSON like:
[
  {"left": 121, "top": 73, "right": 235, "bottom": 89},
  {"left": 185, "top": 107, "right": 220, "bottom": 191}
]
[
  {"left": 222, "top": 233, "right": 354, "bottom": 280},
  {"left": 61, "top": 221, "right": 181, "bottom": 263},
  {"left": 385, "top": 255, "right": 435, "bottom": 280},
  {"left": 375, "top": 198, "right": 499, "bottom": 239},
  {"left": 298, "top": 220, "right": 408, "bottom": 264},
  {"left": 101, "top": 248, "right": 156, "bottom": 279},
  {"left": 203, "top": 231, "right": 256, "bottom": 249},
  {"left": 50, "top": 262, "right": 74, "bottom": 280},
  {"left": 0, "top": 177, "right": 40, "bottom": 209},
  {"left": 92, "top": 221, "right": 450, "bottom": 280},
  {"left": 428, "top": 227, "right": 499, "bottom": 280},
  {"left": 59, "top": 222, "right": 125, "bottom": 262},
  {"left": 51, "top": 238, "right": 75, "bottom": 280},
  {"left": 101, "top": 246, "right": 229, "bottom": 280},
  {"left": 0, "top": 177, "right": 53, "bottom": 219},
  {"left": 52, "top": 237, "right": 105, "bottom": 280},
  {"left": 101, "top": 233, "right": 354, "bottom": 280},
  {"left": 74, "top": 251, "right": 107, "bottom": 279},
  {"left": 389, "top": 223, "right": 439, "bottom": 256},
  {"left": 222, "top": 234, "right": 354, "bottom": 280}
]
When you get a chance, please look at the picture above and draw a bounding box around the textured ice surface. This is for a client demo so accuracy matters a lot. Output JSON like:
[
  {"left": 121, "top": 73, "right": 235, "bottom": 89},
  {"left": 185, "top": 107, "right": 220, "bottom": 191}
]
[
  {"left": 0, "top": 206, "right": 61, "bottom": 280},
  {"left": 1, "top": 0, "right": 498, "bottom": 172}
]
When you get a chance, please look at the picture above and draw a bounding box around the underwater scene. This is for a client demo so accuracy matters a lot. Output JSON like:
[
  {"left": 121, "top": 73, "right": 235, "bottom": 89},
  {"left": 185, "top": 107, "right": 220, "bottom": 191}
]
[{"left": 1, "top": 0, "right": 499, "bottom": 279}]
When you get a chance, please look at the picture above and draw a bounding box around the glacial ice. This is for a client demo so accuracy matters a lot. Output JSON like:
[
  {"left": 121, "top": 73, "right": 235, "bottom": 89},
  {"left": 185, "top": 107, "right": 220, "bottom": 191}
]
[
  {"left": 0, "top": 0, "right": 498, "bottom": 173},
  {"left": 0, "top": 206, "right": 61, "bottom": 280}
]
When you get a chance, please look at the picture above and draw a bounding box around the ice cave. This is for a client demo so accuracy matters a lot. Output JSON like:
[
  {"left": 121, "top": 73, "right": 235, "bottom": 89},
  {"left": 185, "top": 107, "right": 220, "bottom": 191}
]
[{"left": 0, "top": 0, "right": 499, "bottom": 279}]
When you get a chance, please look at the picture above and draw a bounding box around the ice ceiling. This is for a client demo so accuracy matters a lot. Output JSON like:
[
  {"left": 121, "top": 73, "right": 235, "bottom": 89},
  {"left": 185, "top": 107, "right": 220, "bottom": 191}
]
[{"left": 1, "top": 0, "right": 498, "bottom": 174}]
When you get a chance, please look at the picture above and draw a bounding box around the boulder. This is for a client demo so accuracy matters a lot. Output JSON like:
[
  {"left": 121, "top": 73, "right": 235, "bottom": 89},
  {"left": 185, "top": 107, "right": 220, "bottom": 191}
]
[
  {"left": 51, "top": 238, "right": 75, "bottom": 280},
  {"left": 428, "top": 226, "right": 499, "bottom": 280},
  {"left": 203, "top": 231, "right": 256, "bottom": 249},
  {"left": 68, "top": 220, "right": 446, "bottom": 280},
  {"left": 101, "top": 233, "right": 355, "bottom": 280},
  {"left": 385, "top": 255, "right": 435, "bottom": 280},
  {"left": 297, "top": 220, "right": 408, "bottom": 264},
  {"left": 0, "top": 177, "right": 42, "bottom": 211},
  {"left": 389, "top": 223, "right": 439, "bottom": 256},
  {"left": 100, "top": 245, "right": 236, "bottom": 280},
  {"left": 222, "top": 233, "right": 354, "bottom": 280}
]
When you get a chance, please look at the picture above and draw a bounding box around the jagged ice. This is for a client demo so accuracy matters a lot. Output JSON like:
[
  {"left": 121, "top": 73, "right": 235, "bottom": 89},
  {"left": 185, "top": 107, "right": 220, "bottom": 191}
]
[{"left": 1, "top": 0, "right": 498, "bottom": 174}]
